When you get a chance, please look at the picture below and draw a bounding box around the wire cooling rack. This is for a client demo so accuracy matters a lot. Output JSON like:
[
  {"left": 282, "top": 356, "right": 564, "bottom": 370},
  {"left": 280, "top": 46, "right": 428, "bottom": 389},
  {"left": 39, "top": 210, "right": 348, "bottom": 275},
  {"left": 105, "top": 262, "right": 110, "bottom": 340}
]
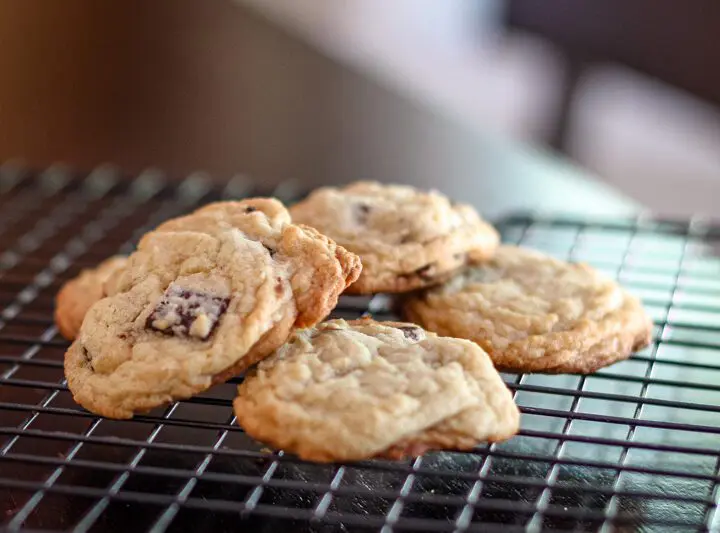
[{"left": 1, "top": 164, "right": 720, "bottom": 532}]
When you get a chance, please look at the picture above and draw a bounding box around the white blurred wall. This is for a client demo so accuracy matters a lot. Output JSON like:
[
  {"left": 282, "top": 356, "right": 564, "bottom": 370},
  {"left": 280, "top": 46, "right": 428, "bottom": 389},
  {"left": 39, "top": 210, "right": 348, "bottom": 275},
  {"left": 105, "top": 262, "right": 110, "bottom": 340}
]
[
  {"left": 241, "top": 0, "right": 720, "bottom": 217},
  {"left": 568, "top": 66, "right": 720, "bottom": 217},
  {"left": 239, "top": 0, "right": 564, "bottom": 142}
]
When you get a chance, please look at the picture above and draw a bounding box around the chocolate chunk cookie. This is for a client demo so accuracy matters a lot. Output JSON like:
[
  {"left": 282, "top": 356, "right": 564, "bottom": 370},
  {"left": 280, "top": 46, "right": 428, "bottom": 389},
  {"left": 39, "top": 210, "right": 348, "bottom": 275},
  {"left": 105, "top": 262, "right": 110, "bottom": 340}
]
[
  {"left": 65, "top": 199, "right": 361, "bottom": 419},
  {"left": 55, "top": 200, "right": 296, "bottom": 342},
  {"left": 55, "top": 256, "right": 128, "bottom": 340},
  {"left": 404, "top": 246, "right": 653, "bottom": 374},
  {"left": 289, "top": 181, "right": 499, "bottom": 294},
  {"left": 234, "top": 318, "right": 519, "bottom": 462}
]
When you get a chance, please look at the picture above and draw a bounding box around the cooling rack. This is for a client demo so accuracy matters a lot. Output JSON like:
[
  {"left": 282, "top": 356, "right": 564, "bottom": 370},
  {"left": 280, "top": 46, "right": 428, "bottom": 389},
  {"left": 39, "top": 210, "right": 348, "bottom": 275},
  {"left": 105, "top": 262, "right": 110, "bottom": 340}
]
[{"left": 1, "top": 164, "right": 720, "bottom": 532}]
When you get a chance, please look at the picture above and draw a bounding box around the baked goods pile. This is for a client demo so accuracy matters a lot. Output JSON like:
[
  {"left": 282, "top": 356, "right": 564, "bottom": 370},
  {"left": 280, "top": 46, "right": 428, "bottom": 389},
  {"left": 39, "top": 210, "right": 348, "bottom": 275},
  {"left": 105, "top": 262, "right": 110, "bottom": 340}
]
[{"left": 55, "top": 182, "right": 651, "bottom": 462}]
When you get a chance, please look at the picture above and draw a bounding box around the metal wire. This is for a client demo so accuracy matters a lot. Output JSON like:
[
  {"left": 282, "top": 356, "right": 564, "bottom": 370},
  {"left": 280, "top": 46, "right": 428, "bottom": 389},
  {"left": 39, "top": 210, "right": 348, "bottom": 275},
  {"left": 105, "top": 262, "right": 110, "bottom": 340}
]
[{"left": 1, "top": 165, "right": 720, "bottom": 532}]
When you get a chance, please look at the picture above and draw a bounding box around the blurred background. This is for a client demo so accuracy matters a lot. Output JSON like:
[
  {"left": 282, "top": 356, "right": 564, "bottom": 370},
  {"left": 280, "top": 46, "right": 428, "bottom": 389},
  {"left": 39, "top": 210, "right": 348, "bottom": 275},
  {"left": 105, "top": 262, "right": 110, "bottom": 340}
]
[{"left": 1, "top": 0, "right": 718, "bottom": 217}]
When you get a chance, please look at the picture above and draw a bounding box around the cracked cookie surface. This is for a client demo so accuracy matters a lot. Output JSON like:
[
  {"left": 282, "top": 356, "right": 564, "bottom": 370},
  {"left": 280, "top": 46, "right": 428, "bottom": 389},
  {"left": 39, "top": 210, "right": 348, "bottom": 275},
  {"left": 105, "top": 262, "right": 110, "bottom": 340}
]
[
  {"left": 404, "top": 246, "right": 653, "bottom": 373},
  {"left": 289, "top": 181, "right": 499, "bottom": 294},
  {"left": 55, "top": 256, "right": 128, "bottom": 340},
  {"left": 65, "top": 199, "right": 361, "bottom": 419},
  {"left": 233, "top": 318, "right": 519, "bottom": 462}
]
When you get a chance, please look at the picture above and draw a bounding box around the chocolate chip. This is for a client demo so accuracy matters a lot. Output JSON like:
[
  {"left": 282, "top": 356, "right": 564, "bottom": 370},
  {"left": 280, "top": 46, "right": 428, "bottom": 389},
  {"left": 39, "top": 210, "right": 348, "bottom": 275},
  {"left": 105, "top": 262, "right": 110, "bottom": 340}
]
[
  {"left": 399, "top": 263, "right": 436, "bottom": 281},
  {"left": 398, "top": 326, "right": 422, "bottom": 341},
  {"left": 147, "top": 284, "right": 230, "bottom": 340},
  {"left": 263, "top": 244, "right": 276, "bottom": 258},
  {"left": 355, "top": 203, "right": 371, "bottom": 223},
  {"left": 245, "top": 206, "right": 257, "bottom": 213},
  {"left": 81, "top": 347, "right": 94, "bottom": 372},
  {"left": 414, "top": 264, "right": 435, "bottom": 280},
  {"left": 400, "top": 234, "right": 413, "bottom": 244},
  {"left": 117, "top": 333, "right": 128, "bottom": 340}
]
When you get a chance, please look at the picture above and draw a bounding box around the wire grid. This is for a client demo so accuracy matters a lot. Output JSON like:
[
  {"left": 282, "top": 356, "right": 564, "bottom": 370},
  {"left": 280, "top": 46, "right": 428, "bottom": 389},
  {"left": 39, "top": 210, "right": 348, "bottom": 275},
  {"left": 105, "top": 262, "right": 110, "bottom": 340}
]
[{"left": 1, "top": 165, "right": 720, "bottom": 532}]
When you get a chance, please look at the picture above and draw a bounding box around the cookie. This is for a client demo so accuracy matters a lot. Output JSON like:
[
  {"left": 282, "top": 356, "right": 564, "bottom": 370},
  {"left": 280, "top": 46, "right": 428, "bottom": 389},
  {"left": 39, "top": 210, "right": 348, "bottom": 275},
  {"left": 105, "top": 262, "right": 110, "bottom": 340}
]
[
  {"left": 233, "top": 318, "right": 519, "bottom": 462},
  {"left": 289, "top": 181, "right": 499, "bottom": 294},
  {"left": 403, "top": 246, "right": 653, "bottom": 374},
  {"left": 65, "top": 199, "right": 361, "bottom": 419},
  {"left": 55, "top": 256, "right": 128, "bottom": 340},
  {"left": 54, "top": 201, "right": 292, "bottom": 342}
]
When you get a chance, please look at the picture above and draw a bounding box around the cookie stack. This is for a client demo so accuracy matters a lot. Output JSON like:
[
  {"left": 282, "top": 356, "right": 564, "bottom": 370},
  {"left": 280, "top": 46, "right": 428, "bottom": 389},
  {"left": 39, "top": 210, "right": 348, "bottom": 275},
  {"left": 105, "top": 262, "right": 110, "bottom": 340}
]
[{"left": 56, "top": 181, "right": 651, "bottom": 463}]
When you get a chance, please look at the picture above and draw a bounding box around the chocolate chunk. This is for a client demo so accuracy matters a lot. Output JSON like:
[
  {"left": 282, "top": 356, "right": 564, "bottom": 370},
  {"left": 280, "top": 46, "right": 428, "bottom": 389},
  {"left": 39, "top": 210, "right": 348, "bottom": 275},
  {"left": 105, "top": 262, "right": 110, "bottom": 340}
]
[
  {"left": 398, "top": 326, "right": 423, "bottom": 341},
  {"left": 399, "top": 263, "right": 436, "bottom": 282},
  {"left": 263, "top": 244, "right": 276, "bottom": 258},
  {"left": 355, "top": 203, "right": 371, "bottom": 223},
  {"left": 82, "top": 347, "right": 94, "bottom": 371},
  {"left": 147, "top": 284, "right": 230, "bottom": 340},
  {"left": 414, "top": 264, "right": 435, "bottom": 280},
  {"left": 245, "top": 206, "right": 258, "bottom": 213}
]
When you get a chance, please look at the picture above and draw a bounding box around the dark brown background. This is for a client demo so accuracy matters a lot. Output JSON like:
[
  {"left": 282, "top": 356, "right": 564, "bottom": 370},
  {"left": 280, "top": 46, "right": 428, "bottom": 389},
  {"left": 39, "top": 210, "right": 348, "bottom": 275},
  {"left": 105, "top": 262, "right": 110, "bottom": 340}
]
[{"left": 0, "top": 0, "right": 352, "bottom": 183}]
